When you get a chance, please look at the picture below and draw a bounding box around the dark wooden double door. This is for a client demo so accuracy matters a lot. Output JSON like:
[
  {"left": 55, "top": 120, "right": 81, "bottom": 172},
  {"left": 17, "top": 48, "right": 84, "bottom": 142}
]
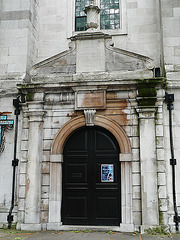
[{"left": 62, "top": 126, "right": 121, "bottom": 226}]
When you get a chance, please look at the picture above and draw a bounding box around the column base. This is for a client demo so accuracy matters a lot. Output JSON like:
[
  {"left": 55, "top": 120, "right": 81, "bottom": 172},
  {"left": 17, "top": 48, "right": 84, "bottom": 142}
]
[
  {"left": 119, "top": 223, "right": 134, "bottom": 232},
  {"left": 140, "top": 225, "right": 159, "bottom": 234},
  {"left": 21, "top": 223, "right": 42, "bottom": 231},
  {"left": 47, "top": 222, "right": 62, "bottom": 230}
]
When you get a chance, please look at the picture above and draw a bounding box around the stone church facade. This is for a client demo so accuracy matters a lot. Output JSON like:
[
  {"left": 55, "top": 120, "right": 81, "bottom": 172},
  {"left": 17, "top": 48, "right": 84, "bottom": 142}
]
[{"left": 0, "top": 0, "right": 180, "bottom": 233}]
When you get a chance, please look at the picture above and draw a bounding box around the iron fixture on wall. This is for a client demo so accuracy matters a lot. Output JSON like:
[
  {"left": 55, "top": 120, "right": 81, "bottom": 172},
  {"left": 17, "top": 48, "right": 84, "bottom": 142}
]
[
  {"left": 7, "top": 96, "right": 21, "bottom": 229},
  {"left": 165, "top": 92, "right": 180, "bottom": 232}
]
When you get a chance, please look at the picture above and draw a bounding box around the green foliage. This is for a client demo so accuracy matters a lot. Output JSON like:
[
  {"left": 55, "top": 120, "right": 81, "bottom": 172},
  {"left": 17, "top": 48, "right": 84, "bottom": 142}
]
[
  {"left": 145, "top": 226, "right": 169, "bottom": 235},
  {"left": 84, "top": 230, "right": 93, "bottom": 233}
]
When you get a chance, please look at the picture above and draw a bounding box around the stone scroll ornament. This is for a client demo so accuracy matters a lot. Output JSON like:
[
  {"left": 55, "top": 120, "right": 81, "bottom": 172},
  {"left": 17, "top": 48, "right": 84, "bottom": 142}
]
[{"left": 0, "top": 113, "right": 14, "bottom": 154}]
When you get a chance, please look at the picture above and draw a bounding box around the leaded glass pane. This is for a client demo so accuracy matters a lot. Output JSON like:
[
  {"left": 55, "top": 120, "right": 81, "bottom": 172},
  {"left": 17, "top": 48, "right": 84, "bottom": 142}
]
[
  {"left": 75, "top": 0, "right": 120, "bottom": 31},
  {"left": 75, "top": 0, "right": 89, "bottom": 31},
  {"left": 100, "top": 0, "right": 120, "bottom": 30}
]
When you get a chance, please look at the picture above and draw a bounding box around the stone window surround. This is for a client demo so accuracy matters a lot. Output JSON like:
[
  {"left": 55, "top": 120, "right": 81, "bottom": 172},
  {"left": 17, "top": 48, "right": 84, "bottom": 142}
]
[
  {"left": 67, "top": 0, "right": 127, "bottom": 38},
  {"left": 47, "top": 114, "right": 134, "bottom": 232}
]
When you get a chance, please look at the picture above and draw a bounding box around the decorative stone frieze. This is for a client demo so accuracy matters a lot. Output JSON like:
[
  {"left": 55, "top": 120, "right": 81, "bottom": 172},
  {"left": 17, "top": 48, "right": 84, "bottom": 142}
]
[{"left": 45, "top": 93, "right": 74, "bottom": 103}]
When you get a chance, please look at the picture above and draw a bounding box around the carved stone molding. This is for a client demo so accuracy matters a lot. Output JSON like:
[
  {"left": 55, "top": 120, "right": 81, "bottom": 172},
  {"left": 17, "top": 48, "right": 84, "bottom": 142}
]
[
  {"left": 84, "top": 110, "right": 96, "bottom": 126},
  {"left": 45, "top": 92, "right": 75, "bottom": 103}
]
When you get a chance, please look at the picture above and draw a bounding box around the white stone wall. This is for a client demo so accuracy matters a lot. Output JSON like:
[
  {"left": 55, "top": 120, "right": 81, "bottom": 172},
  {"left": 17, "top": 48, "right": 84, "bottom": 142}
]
[
  {"left": 113, "top": 0, "right": 161, "bottom": 67},
  {"left": 161, "top": 0, "right": 180, "bottom": 230},
  {"left": 38, "top": 0, "right": 69, "bottom": 62},
  {"left": 0, "top": 97, "right": 22, "bottom": 226},
  {"left": 162, "top": 0, "right": 180, "bottom": 72},
  {"left": 163, "top": 89, "right": 180, "bottom": 230},
  {"left": 0, "top": 0, "right": 39, "bottom": 76},
  {"left": 0, "top": 0, "right": 39, "bottom": 227},
  {"left": 37, "top": 0, "right": 160, "bottom": 67}
]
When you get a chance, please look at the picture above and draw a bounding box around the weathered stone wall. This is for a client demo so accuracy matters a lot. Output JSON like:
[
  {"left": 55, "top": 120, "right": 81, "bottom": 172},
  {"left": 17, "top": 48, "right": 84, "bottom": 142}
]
[
  {"left": 38, "top": 0, "right": 69, "bottom": 62},
  {"left": 37, "top": 0, "right": 160, "bottom": 67},
  {"left": 0, "top": 0, "right": 39, "bottom": 227},
  {"left": 0, "top": 0, "right": 39, "bottom": 77},
  {"left": 16, "top": 86, "right": 163, "bottom": 230},
  {"left": 162, "top": 0, "right": 180, "bottom": 73},
  {"left": 161, "top": 0, "right": 180, "bottom": 231},
  {"left": 0, "top": 99, "right": 19, "bottom": 226}
]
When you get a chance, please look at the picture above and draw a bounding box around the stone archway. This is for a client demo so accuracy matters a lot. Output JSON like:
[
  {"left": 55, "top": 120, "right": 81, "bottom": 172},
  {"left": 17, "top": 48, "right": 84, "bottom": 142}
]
[
  {"left": 47, "top": 115, "right": 134, "bottom": 232},
  {"left": 51, "top": 115, "right": 131, "bottom": 154}
]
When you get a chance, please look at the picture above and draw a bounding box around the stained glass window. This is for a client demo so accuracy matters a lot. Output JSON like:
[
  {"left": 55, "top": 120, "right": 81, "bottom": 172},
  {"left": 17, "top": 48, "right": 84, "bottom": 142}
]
[{"left": 75, "top": 0, "right": 120, "bottom": 31}]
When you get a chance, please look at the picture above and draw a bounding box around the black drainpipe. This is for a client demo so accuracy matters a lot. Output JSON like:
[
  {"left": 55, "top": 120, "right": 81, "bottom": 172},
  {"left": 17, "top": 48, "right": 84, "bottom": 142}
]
[
  {"left": 165, "top": 92, "right": 180, "bottom": 232},
  {"left": 7, "top": 96, "right": 21, "bottom": 229}
]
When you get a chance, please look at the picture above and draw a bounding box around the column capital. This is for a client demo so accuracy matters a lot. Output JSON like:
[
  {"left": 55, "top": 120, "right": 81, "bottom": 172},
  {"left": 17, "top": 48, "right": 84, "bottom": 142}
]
[
  {"left": 26, "top": 101, "right": 45, "bottom": 122},
  {"left": 136, "top": 107, "right": 157, "bottom": 119}
]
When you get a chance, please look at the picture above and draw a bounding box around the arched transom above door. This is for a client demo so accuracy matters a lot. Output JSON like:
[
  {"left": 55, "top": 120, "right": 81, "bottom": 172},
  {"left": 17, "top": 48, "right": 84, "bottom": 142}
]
[{"left": 51, "top": 115, "right": 131, "bottom": 155}]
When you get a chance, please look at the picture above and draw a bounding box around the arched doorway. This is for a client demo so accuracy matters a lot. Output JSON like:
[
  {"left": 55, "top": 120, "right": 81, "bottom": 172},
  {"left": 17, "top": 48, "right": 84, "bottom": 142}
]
[{"left": 62, "top": 126, "right": 121, "bottom": 226}]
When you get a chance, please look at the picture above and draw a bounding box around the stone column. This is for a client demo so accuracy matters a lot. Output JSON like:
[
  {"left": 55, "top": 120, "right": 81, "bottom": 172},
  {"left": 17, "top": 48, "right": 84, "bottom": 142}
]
[
  {"left": 137, "top": 108, "right": 159, "bottom": 230},
  {"left": 22, "top": 101, "right": 45, "bottom": 231}
]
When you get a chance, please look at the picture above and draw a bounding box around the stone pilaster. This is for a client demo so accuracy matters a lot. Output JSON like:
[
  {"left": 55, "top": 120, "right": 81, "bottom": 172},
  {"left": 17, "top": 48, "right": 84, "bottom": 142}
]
[
  {"left": 22, "top": 101, "right": 45, "bottom": 230},
  {"left": 119, "top": 153, "right": 134, "bottom": 232},
  {"left": 47, "top": 154, "right": 63, "bottom": 230},
  {"left": 136, "top": 107, "right": 159, "bottom": 229}
]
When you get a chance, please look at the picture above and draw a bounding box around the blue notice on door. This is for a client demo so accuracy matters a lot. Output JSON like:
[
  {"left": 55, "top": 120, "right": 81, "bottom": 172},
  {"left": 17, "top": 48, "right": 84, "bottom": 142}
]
[{"left": 101, "top": 164, "right": 114, "bottom": 182}]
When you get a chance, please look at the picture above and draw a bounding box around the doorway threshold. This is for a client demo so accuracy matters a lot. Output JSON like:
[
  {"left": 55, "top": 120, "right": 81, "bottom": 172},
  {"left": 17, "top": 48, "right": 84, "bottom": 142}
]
[{"left": 47, "top": 223, "right": 121, "bottom": 232}]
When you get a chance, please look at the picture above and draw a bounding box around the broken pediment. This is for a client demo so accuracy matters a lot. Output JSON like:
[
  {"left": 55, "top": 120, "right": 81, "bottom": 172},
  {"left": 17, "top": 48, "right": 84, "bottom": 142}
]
[
  {"left": 30, "top": 32, "right": 154, "bottom": 80},
  {"left": 30, "top": 41, "right": 76, "bottom": 77}
]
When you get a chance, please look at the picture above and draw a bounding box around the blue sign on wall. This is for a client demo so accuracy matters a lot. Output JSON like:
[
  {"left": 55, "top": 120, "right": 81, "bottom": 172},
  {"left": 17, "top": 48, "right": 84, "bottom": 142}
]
[
  {"left": 0, "top": 115, "right": 14, "bottom": 154},
  {"left": 101, "top": 164, "right": 114, "bottom": 182}
]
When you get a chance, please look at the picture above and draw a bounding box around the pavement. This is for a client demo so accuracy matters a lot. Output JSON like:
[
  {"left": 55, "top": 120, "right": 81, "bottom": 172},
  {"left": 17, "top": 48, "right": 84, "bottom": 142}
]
[{"left": 0, "top": 230, "right": 180, "bottom": 240}]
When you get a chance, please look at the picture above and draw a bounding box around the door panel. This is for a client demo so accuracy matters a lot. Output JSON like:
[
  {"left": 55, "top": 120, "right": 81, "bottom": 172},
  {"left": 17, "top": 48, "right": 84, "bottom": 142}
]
[
  {"left": 62, "top": 127, "right": 121, "bottom": 225},
  {"left": 66, "top": 163, "right": 88, "bottom": 184}
]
